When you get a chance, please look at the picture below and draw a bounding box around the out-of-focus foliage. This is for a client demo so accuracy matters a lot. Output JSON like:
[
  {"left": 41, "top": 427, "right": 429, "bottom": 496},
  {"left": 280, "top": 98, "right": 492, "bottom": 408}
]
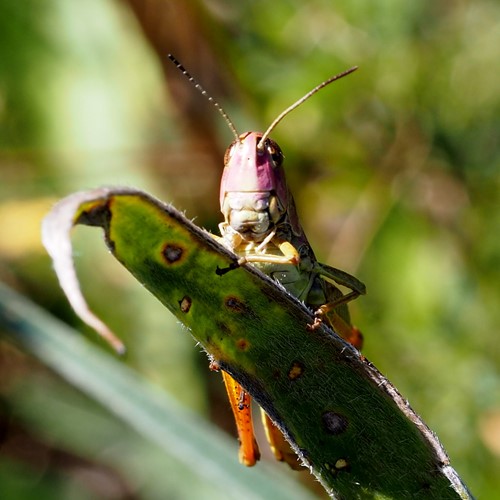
[{"left": 0, "top": 0, "right": 498, "bottom": 497}]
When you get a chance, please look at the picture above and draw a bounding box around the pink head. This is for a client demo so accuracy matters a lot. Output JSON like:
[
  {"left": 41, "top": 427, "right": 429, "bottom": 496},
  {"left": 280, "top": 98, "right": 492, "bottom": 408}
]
[
  {"left": 219, "top": 132, "right": 288, "bottom": 208},
  {"left": 219, "top": 132, "right": 289, "bottom": 241}
]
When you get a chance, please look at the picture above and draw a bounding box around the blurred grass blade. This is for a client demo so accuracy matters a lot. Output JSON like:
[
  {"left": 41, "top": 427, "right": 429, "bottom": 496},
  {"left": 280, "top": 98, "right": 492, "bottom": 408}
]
[
  {"left": 0, "top": 282, "right": 314, "bottom": 500},
  {"left": 39, "top": 187, "right": 473, "bottom": 499}
]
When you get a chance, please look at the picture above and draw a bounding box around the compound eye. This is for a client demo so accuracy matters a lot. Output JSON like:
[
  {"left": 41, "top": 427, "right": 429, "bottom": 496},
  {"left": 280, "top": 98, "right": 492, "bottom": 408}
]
[
  {"left": 266, "top": 140, "right": 284, "bottom": 167},
  {"left": 223, "top": 140, "right": 238, "bottom": 165}
]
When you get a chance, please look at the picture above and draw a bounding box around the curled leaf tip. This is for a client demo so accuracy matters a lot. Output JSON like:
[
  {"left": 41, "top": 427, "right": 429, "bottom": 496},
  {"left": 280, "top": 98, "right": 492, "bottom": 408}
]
[
  {"left": 41, "top": 189, "right": 126, "bottom": 354},
  {"left": 110, "top": 336, "right": 127, "bottom": 355}
]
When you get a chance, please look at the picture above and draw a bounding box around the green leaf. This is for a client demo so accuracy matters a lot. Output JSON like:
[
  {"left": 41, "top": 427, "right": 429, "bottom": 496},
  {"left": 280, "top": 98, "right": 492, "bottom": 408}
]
[{"left": 40, "top": 187, "right": 473, "bottom": 499}]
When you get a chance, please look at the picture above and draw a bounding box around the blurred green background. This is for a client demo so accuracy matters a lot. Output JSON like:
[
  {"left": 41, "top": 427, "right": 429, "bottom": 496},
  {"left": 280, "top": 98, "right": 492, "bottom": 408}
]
[{"left": 1, "top": 0, "right": 499, "bottom": 498}]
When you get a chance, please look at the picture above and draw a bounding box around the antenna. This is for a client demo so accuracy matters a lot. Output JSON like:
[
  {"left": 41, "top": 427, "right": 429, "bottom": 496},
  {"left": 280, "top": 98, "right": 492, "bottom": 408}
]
[
  {"left": 258, "top": 66, "right": 358, "bottom": 150},
  {"left": 167, "top": 54, "right": 240, "bottom": 141}
]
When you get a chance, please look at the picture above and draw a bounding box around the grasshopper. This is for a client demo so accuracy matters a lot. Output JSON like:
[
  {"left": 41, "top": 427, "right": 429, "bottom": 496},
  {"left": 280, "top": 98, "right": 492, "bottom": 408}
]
[{"left": 169, "top": 55, "right": 366, "bottom": 468}]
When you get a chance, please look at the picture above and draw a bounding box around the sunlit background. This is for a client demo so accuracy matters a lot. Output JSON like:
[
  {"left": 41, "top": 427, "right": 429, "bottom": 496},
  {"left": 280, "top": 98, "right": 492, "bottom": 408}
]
[{"left": 1, "top": 0, "right": 499, "bottom": 498}]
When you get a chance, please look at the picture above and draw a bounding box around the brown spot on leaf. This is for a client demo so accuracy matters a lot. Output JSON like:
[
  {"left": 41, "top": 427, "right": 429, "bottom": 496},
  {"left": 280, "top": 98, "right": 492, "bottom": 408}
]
[
  {"left": 236, "top": 338, "right": 250, "bottom": 351},
  {"left": 288, "top": 361, "right": 305, "bottom": 381},
  {"left": 179, "top": 296, "right": 192, "bottom": 313},
  {"left": 77, "top": 199, "right": 112, "bottom": 228},
  {"left": 224, "top": 296, "right": 247, "bottom": 313},
  {"left": 322, "top": 411, "right": 349, "bottom": 435},
  {"left": 162, "top": 243, "right": 184, "bottom": 263}
]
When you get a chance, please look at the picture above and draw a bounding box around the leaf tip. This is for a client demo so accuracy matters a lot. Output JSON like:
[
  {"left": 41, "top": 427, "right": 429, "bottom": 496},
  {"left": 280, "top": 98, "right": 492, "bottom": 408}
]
[
  {"left": 110, "top": 336, "right": 127, "bottom": 356},
  {"left": 41, "top": 189, "right": 127, "bottom": 356}
]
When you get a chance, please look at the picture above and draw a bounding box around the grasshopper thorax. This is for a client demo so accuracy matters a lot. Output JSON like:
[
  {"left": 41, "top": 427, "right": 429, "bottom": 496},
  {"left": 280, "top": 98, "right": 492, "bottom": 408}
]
[{"left": 220, "top": 132, "right": 289, "bottom": 242}]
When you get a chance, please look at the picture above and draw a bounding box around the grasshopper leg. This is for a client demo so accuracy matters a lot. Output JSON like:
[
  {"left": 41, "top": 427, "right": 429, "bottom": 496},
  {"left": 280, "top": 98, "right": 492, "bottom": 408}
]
[
  {"left": 309, "top": 281, "right": 364, "bottom": 349},
  {"left": 221, "top": 371, "right": 260, "bottom": 466},
  {"left": 309, "top": 309, "right": 363, "bottom": 350},
  {"left": 322, "top": 311, "right": 363, "bottom": 349},
  {"left": 316, "top": 262, "right": 366, "bottom": 296},
  {"left": 237, "top": 240, "right": 300, "bottom": 266},
  {"left": 260, "top": 410, "right": 303, "bottom": 470},
  {"left": 315, "top": 290, "right": 361, "bottom": 315}
]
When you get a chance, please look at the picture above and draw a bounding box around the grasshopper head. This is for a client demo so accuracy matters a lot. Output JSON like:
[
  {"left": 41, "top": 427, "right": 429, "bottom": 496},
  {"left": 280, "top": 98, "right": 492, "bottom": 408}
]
[{"left": 220, "top": 132, "right": 289, "bottom": 242}]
